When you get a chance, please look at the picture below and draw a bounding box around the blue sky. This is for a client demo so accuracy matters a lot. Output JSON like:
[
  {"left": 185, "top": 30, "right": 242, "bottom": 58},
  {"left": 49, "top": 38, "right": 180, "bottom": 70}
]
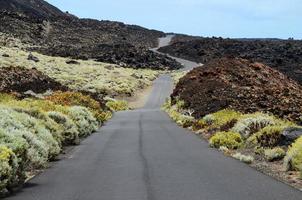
[{"left": 47, "top": 0, "right": 302, "bottom": 39}]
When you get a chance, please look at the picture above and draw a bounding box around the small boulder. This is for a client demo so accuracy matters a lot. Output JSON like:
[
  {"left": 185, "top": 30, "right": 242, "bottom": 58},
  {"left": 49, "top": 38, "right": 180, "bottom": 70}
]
[
  {"left": 28, "top": 53, "right": 39, "bottom": 62},
  {"left": 104, "top": 65, "right": 114, "bottom": 70},
  {"left": 66, "top": 60, "right": 80, "bottom": 65},
  {"left": 280, "top": 127, "right": 302, "bottom": 145}
]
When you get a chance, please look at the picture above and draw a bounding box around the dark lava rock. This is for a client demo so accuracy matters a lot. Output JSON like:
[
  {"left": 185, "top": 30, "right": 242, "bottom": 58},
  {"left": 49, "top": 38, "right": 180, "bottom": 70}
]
[
  {"left": 0, "top": 0, "right": 181, "bottom": 70},
  {"left": 0, "top": 66, "right": 67, "bottom": 93},
  {"left": 66, "top": 60, "right": 80, "bottom": 65},
  {"left": 27, "top": 53, "right": 39, "bottom": 62},
  {"left": 171, "top": 57, "right": 302, "bottom": 121},
  {"left": 159, "top": 36, "right": 302, "bottom": 83},
  {"left": 2, "top": 53, "right": 9, "bottom": 57},
  {"left": 0, "top": 0, "right": 69, "bottom": 19},
  {"left": 280, "top": 127, "right": 302, "bottom": 145}
]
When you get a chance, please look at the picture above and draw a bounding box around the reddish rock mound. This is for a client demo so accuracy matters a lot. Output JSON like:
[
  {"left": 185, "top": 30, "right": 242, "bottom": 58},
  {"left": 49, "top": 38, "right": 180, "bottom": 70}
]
[
  {"left": 171, "top": 57, "right": 302, "bottom": 121},
  {"left": 0, "top": 66, "right": 67, "bottom": 93}
]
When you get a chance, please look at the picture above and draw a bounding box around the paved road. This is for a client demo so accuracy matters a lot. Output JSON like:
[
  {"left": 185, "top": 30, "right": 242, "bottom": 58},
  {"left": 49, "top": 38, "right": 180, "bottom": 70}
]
[{"left": 6, "top": 36, "right": 301, "bottom": 200}]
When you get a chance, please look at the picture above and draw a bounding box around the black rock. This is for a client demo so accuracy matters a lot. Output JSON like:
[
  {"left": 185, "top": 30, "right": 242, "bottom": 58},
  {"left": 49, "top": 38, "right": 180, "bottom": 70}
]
[
  {"left": 28, "top": 53, "right": 39, "bottom": 62},
  {"left": 280, "top": 127, "right": 302, "bottom": 145},
  {"left": 2, "top": 53, "right": 9, "bottom": 57},
  {"left": 66, "top": 60, "right": 80, "bottom": 65}
]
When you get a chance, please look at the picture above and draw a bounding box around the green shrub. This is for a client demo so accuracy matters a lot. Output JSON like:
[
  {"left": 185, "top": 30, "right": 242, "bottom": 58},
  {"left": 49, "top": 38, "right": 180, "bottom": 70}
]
[
  {"left": 67, "top": 106, "right": 98, "bottom": 137},
  {"left": 0, "top": 130, "right": 28, "bottom": 186},
  {"left": 0, "top": 107, "right": 49, "bottom": 168},
  {"left": 0, "top": 145, "right": 18, "bottom": 193},
  {"left": 264, "top": 147, "right": 286, "bottom": 162},
  {"left": 106, "top": 99, "right": 129, "bottom": 111},
  {"left": 284, "top": 136, "right": 302, "bottom": 171},
  {"left": 13, "top": 107, "right": 64, "bottom": 146},
  {"left": 209, "top": 131, "right": 243, "bottom": 149},
  {"left": 232, "top": 153, "right": 254, "bottom": 164},
  {"left": 45, "top": 91, "right": 110, "bottom": 123},
  {"left": 203, "top": 109, "right": 242, "bottom": 127},
  {"left": 47, "top": 111, "right": 80, "bottom": 145}
]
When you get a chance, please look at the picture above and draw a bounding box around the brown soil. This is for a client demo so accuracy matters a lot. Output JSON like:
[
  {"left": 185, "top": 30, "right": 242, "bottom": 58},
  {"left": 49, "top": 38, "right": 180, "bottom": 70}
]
[
  {"left": 0, "top": 66, "right": 67, "bottom": 93},
  {"left": 171, "top": 57, "right": 302, "bottom": 122}
]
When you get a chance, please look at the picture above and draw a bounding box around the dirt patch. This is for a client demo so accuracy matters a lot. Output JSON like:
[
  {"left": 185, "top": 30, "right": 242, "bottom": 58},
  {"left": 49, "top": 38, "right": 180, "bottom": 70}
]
[{"left": 171, "top": 57, "right": 302, "bottom": 122}]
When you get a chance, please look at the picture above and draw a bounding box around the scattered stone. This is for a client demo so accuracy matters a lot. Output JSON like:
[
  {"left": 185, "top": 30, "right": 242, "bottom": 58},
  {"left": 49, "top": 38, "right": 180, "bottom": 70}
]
[
  {"left": 280, "top": 127, "right": 302, "bottom": 145},
  {"left": 104, "top": 65, "right": 114, "bottom": 70},
  {"left": 27, "top": 53, "right": 39, "bottom": 62},
  {"left": 66, "top": 60, "right": 80, "bottom": 65}
]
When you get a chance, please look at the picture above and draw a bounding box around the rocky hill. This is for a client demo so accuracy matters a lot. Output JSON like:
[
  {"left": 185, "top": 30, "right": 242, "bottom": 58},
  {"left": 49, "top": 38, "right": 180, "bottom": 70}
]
[
  {"left": 171, "top": 57, "right": 302, "bottom": 121},
  {"left": 0, "top": 0, "right": 68, "bottom": 18},
  {"left": 0, "top": 0, "right": 182, "bottom": 70},
  {"left": 159, "top": 36, "right": 302, "bottom": 82}
]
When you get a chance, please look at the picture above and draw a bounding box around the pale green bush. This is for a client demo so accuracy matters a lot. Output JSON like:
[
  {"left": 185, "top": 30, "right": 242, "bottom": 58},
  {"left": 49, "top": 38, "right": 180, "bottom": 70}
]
[
  {"left": 13, "top": 108, "right": 64, "bottom": 145},
  {"left": 264, "top": 147, "right": 286, "bottom": 162},
  {"left": 232, "top": 153, "right": 254, "bottom": 164},
  {"left": 47, "top": 111, "right": 80, "bottom": 145},
  {"left": 0, "top": 145, "right": 18, "bottom": 193},
  {"left": 67, "top": 106, "right": 98, "bottom": 137},
  {"left": 232, "top": 113, "right": 279, "bottom": 137},
  {"left": 0, "top": 107, "right": 49, "bottom": 168},
  {"left": 0, "top": 129, "right": 28, "bottom": 186}
]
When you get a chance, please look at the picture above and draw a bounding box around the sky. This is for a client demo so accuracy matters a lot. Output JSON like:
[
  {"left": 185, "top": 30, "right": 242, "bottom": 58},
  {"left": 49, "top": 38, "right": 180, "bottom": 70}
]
[{"left": 47, "top": 0, "right": 302, "bottom": 39}]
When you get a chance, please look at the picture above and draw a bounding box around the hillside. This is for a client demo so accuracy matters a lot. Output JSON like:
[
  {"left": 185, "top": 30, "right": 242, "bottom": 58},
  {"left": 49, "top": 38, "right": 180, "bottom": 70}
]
[
  {"left": 171, "top": 57, "right": 302, "bottom": 121},
  {"left": 159, "top": 36, "right": 302, "bottom": 82},
  {"left": 0, "top": 0, "right": 182, "bottom": 70}
]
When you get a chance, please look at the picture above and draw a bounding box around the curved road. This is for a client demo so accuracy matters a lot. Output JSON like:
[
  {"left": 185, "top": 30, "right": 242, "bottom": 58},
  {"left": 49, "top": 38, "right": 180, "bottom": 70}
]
[{"left": 6, "top": 36, "right": 301, "bottom": 200}]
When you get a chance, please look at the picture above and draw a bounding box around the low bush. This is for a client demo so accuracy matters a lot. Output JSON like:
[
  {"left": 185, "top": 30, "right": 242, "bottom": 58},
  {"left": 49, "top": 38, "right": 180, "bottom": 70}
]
[
  {"left": 106, "top": 99, "right": 129, "bottom": 111},
  {"left": 232, "top": 113, "right": 286, "bottom": 137},
  {"left": 203, "top": 109, "right": 242, "bottom": 127},
  {"left": 264, "top": 147, "right": 286, "bottom": 162},
  {"left": 209, "top": 131, "right": 243, "bottom": 149},
  {"left": 284, "top": 136, "right": 302, "bottom": 171},
  {"left": 67, "top": 106, "right": 98, "bottom": 137},
  {"left": 47, "top": 111, "right": 80, "bottom": 145},
  {"left": 0, "top": 94, "right": 100, "bottom": 192},
  {"left": 46, "top": 91, "right": 111, "bottom": 123},
  {"left": 0, "top": 145, "right": 18, "bottom": 193},
  {"left": 46, "top": 91, "right": 100, "bottom": 111},
  {"left": 232, "top": 153, "right": 254, "bottom": 164}
]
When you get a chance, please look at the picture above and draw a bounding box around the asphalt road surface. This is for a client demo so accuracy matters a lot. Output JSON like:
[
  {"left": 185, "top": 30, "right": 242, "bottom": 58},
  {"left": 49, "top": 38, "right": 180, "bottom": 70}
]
[{"left": 5, "top": 36, "right": 301, "bottom": 200}]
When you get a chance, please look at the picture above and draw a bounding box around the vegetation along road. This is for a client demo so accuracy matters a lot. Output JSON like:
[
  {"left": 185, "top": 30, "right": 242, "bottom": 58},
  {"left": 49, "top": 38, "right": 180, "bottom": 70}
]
[{"left": 5, "top": 36, "right": 301, "bottom": 200}]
